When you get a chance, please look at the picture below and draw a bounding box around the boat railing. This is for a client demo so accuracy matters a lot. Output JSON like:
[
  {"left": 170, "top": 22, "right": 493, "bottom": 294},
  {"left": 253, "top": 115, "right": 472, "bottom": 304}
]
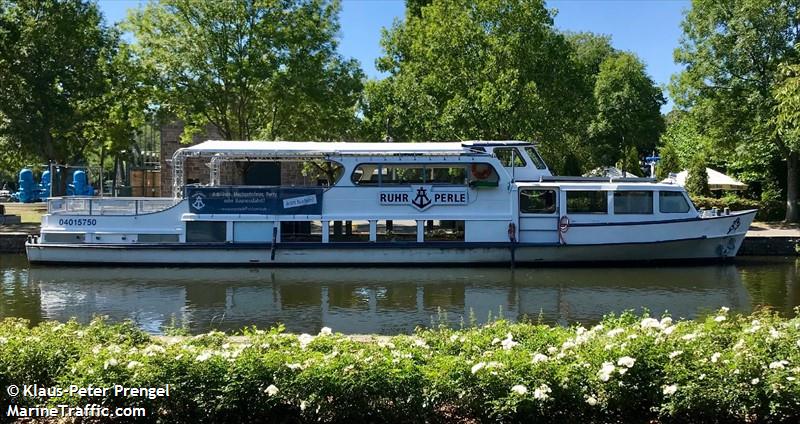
[{"left": 47, "top": 197, "right": 180, "bottom": 216}]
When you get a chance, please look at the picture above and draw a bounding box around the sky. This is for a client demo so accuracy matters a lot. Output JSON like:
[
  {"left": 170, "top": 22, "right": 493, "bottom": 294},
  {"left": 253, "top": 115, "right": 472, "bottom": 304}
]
[{"left": 97, "top": 0, "right": 691, "bottom": 110}]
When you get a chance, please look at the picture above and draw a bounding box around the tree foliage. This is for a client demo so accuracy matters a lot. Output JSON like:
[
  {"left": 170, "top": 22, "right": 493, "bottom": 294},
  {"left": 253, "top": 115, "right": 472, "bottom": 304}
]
[
  {"left": 672, "top": 0, "right": 800, "bottom": 220},
  {"left": 0, "top": 0, "right": 121, "bottom": 164},
  {"left": 685, "top": 154, "right": 710, "bottom": 197},
  {"left": 361, "top": 0, "right": 665, "bottom": 175},
  {"left": 125, "top": 0, "right": 364, "bottom": 143}
]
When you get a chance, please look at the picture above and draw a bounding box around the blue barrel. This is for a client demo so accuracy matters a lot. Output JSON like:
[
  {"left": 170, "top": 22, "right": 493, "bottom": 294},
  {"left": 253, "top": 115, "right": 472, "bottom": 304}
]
[
  {"left": 68, "top": 169, "right": 94, "bottom": 196},
  {"left": 16, "top": 168, "right": 37, "bottom": 203}
]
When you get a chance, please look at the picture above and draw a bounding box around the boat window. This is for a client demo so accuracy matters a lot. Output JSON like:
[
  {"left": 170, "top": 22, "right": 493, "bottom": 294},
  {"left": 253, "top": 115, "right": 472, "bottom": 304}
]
[
  {"left": 524, "top": 147, "right": 548, "bottom": 169},
  {"left": 138, "top": 234, "right": 180, "bottom": 243},
  {"left": 330, "top": 220, "right": 370, "bottom": 242},
  {"left": 352, "top": 164, "right": 471, "bottom": 186},
  {"left": 280, "top": 221, "right": 323, "bottom": 242},
  {"left": 426, "top": 165, "right": 467, "bottom": 184},
  {"left": 519, "top": 189, "right": 557, "bottom": 214},
  {"left": 186, "top": 221, "right": 226, "bottom": 243},
  {"left": 381, "top": 165, "right": 425, "bottom": 185},
  {"left": 377, "top": 220, "right": 417, "bottom": 242},
  {"left": 659, "top": 191, "right": 691, "bottom": 213},
  {"left": 424, "top": 220, "right": 465, "bottom": 241},
  {"left": 613, "top": 191, "right": 654, "bottom": 214},
  {"left": 468, "top": 163, "right": 500, "bottom": 187},
  {"left": 494, "top": 147, "right": 526, "bottom": 167},
  {"left": 566, "top": 191, "right": 608, "bottom": 214}
]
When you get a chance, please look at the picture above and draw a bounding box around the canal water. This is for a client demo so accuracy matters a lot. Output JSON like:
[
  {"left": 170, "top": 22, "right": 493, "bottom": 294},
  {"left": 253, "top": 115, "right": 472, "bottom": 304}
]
[{"left": 1, "top": 254, "right": 798, "bottom": 335}]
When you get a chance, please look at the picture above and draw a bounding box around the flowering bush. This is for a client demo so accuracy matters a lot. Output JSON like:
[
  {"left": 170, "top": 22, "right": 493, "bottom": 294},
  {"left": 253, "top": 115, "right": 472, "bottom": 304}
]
[{"left": 1, "top": 309, "right": 799, "bottom": 423}]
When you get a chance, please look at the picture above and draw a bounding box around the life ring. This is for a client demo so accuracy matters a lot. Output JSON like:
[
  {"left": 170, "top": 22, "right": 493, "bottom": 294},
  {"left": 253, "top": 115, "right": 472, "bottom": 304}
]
[
  {"left": 471, "top": 163, "right": 492, "bottom": 180},
  {"left": 558, "top": 215, "right": 569, "bottom": 245}
]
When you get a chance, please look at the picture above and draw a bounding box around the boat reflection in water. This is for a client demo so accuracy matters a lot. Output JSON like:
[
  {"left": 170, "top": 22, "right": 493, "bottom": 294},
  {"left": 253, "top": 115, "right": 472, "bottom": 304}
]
[{"left": 25, "top": 264, "right": 763, "bottom": 334}]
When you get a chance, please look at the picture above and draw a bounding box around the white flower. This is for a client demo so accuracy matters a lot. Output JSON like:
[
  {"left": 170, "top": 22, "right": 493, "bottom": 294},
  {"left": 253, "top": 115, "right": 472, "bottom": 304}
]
[
  {"left": 300, "top": 400, "right": 308, "bottom": 411},
  {"left": 511, "top": 384, "right": 528, "bottom": 395},
  {"left": 561, "top": 340, "right": 575, "bottom": 350},
  {"left": 586, "top": 395, "right": 598, "bottom": 406},
  {"left": 144, "top": 344, "right": 166, "bottom": 356},
  {"left": 103, "top": 358, "right": 118, "bottom": 369},
  {"left": 0, "top": 337, "right": 7, "bottom": 344},
  {"left": 660, "top": 317, "right": 673, "bottom": 327},
  {"left": 532, "top": 353, "right": 549, "bottom": 363},
  {"left": 618, "top": 368, "right": 628, "bottom": 376},
  {"left": 286, "top": 363, "right": 303, "bottom": 370},
  {"left": 606, "top": 328, "right": 624, "bottom": 338},
  {"left": 471, "top": 362, "right": 486, "bottom": 374},
  {"left": 662, "top": 326, "right": 676, "bottom": 335},
  {"left": 769, "top": 328, "right": 781, "bottom": 339},
  {"left": 449, "top": 334, "right": 458, "bottom": 342},
  {"left": 265, "top": 384, "right": 279, "bottom": 396},
  {"left": 414, "top": 339, "right": 429, "bottom": 349},
  {"left": 598, "top": 362, "right": 615, "bottom": 382},
  {"left": 714, "top": 315, "right": 726, "bottom": 323},
  {"left": 787, "top": 377, "right": 796, "bottom": 382},
  {"left": 319, "top": 327, "right": 332, "bottom": 336},
  {"left": 711, "top": 352, "right": 721, "bottom": 363},
  {"left": 669, "top": 350, "right": 683, "bottom": 359},
  {"left": 298, "top": 333, "right": 314, "bottom": 349},
  {"left": 491, "top": 337, "right": 501, "bottom": 345},
  {"left": 769, "top": 360, "right": 789, "bottom": 369},
  {"left": 796, "top": 339, "right": 800, "bottom": 348},
  {"left": 501, "top": 334, "right": 519, "bottom": 350},
  {"left": 196, "top": 352, "right": 212, "bottom": 362},
  {"left": 640, "top": 318, "right": 661, "bottom": 329},
  {"left": 547, "top": 346, "right": 558, "bottom": 355},
  {"left": 344, "top": 364, "right": 355, "bottom": 372},
  {"left": 720, "top": 306, "right": 730, "bottom": 313},
  {"left": 533, "top": 384, "right": 551, "bottom": 400},
  {"left": 751, "top": 378, "right": 760, "bottom": 385},
  {"left": 486, "top": 361, "right": 502, "bottom": 369},
  {"left": 681, "top": 333, "right": 698, "bottom": 341},
  {"left": 617, "top": 356, "right": 636, "bottom": 368},
  {"left": 663, "top": 384, "right": 678, "bottom": 396},
  {"left": 127, "top": 361, "right": 142, "bottom": 369}
]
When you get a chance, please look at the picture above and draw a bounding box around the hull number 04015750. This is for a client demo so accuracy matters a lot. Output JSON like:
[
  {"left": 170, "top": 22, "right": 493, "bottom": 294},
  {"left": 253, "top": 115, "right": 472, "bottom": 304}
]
[{"left": 58, "top": 218, "right": 97, "bottom": 226}]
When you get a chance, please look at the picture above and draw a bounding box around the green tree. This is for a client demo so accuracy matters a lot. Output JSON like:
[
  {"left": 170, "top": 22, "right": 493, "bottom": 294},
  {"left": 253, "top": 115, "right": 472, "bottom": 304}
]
[
  {"left": 672, "top": 0, "right": 800, "bottom": 221},
  {"left": 655, "top": 141, "right": 680, "bottom": 180},
  {"left": 361, "top": 0, "right": 586, "bottom": 171},
  {"left": 125, "top": 0, "right": 363, "bottom": 143},
  {"left": 0, "top": 0, "right": 118, "bottom": 164},
  {"left": 589, "top": 52, "right": 665, "bottom": 169},
  {"left": 686, "top": 154, "right": 711, "bottom": 197}
]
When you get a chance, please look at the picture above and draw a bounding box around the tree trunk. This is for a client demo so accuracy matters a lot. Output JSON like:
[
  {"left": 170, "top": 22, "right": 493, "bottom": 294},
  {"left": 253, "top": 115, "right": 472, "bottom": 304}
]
[{"left": 786, "top": 151, "right": 799, "bottom": 222}]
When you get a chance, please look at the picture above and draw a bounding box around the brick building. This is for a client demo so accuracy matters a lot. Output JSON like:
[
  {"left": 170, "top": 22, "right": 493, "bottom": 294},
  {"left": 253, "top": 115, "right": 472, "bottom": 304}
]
[{"left": 159, "top": 122, "right": 307, "bottom": 196}]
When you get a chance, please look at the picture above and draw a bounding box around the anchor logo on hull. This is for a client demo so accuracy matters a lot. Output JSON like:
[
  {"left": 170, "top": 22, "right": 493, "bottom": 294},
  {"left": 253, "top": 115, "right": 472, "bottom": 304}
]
[
  {"left": 191, "top": 193, "right": 206, "bottom": 210},
  {"left": 411, "top": 186, "right": 432, "bottom": 210}
]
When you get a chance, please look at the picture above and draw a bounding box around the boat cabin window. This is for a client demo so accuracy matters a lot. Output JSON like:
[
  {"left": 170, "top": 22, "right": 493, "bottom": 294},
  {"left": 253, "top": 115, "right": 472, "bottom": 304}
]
[
  {"left": 468, "top": 163, "right": 500, "bottom": 187},
  {"left": 424, "top": 220, "right": 465, "bottom": 241},
  {"left": 519, "top": 189, "right": 557, "bottom": 214},
  {"left": 302, "top": 160, "right": 344, "bottom": 186},
  {"left": 377, "top": 220, "right": 417, "bottom": 242},
  {"left": 659, "top": 191, "right": 691, "bottom": 213},
  {"left": 330, "top": 220, "right": 370, "bottom": 242},
  {"left": 351, "top": 164, "right": 474, "bottom": 186},
  {"left": 566, "top": 191, "right": 608, "bottom": 214},
  {"left": 613, "top": 191, "right": 653, "bottom": 214},
  {"left": 524, "top": 147, "right": 548, "bottom": 170},
  {"left": 494, "top": 147, "right": 526, "bottom": 167},
  {"left": 186, "top": 221, "right": 226, "bottom": 243},
  {"left": 280, "top": 221, "right": 323, "bottom": 242}
]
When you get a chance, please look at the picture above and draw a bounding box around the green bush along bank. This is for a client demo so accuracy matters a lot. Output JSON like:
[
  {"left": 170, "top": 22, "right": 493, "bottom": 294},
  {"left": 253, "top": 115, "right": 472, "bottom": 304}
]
[{"left": 1, "top": 309, "right": 799, "bottom": 423}]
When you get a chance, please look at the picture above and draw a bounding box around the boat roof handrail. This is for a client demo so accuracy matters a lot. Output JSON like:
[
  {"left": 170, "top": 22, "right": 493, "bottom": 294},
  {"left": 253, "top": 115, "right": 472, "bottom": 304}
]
[{"left": 535, "top": 176, "right": 657, "bottom": 183}]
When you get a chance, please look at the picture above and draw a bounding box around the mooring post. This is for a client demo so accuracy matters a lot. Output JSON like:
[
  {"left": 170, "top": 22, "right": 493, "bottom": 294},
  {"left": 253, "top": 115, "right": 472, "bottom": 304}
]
[{"left": 270, "top": 226, "right": 277, "bottom": 261}]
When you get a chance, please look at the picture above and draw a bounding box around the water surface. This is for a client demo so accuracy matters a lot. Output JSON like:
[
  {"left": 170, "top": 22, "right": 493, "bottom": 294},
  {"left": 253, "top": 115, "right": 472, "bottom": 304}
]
[{"left": 1, "top": 254, "right": 798, "bottom": 334}]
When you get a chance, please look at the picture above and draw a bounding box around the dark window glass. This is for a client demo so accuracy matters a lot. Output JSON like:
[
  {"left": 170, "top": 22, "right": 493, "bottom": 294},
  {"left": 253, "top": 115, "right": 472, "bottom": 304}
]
[
  {"left": 330, "top": 220, "right": 370, "bottom": 242},
  {"left": 524, "top": 147, "right": 548, "bottom": 169},
  {"left": 426, "top": 166, "right": 467, "bottom": 184},
  {"left": 566, "top": 191, "right": 608, "bottom": 214},
  {"left": 377, "top": 220, "right": 417, "bottom": 242},
  {"left": 280, "top": 221, "right": 322, "bottom": 242},
  {"left": 351, "top": 165, "right": 380, "bottom": 185},
  {"left": 659, "top": 191, "right": 691, "bottom": 213},
  {"left": 520, "top": 189, "right": 557, "bottom": 214},
  {"left": 424, "top": 220, "right": 465, "bottom": 241},
  {"left": 494, "top": 147, "right": 526, "bottom": 167},
  {"left": 614, "top": 191, "right": 654, "bottom": 214},
  {"left": 186, "top": 221, "right": 226, "bottom": 242},
  {"left": 382, "top": 165, "right": 424, "bottom": 184}
]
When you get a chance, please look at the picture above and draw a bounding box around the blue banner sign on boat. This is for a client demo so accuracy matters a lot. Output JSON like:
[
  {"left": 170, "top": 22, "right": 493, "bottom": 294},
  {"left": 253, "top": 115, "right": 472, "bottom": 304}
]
[
  {"left": 186, "top": 186, "right": 324, "bottom": 215},
  {"left": 379, "top": 185, "right": 469, "bottom": 211}
]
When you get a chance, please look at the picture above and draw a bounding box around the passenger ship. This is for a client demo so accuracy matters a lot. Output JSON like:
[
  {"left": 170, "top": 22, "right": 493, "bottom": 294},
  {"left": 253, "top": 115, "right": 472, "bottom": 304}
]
[{"left": 26, "top": 140, "right": 756, "bottom": 265}]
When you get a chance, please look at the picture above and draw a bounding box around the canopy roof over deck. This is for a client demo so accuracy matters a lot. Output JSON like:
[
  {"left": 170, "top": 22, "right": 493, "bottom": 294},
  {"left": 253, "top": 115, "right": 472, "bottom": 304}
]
[{"left": 175, "top": 140, "right": 534, "bottom": 157}]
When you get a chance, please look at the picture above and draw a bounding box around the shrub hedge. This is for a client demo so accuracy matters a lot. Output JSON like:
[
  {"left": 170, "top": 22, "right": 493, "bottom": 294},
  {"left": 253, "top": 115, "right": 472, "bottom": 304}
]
[
  {"left": 1, "top": 310, "right": 799, "bottom": 423},
  {"left": 691, "top": 195, "right": 783, "bottom": 221}
]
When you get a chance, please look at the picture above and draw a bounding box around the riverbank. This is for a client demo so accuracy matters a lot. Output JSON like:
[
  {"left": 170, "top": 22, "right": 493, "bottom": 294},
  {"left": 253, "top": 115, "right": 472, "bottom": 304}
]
[{"left": 1, "top": 310, "right": 798, "bottom": 423}]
